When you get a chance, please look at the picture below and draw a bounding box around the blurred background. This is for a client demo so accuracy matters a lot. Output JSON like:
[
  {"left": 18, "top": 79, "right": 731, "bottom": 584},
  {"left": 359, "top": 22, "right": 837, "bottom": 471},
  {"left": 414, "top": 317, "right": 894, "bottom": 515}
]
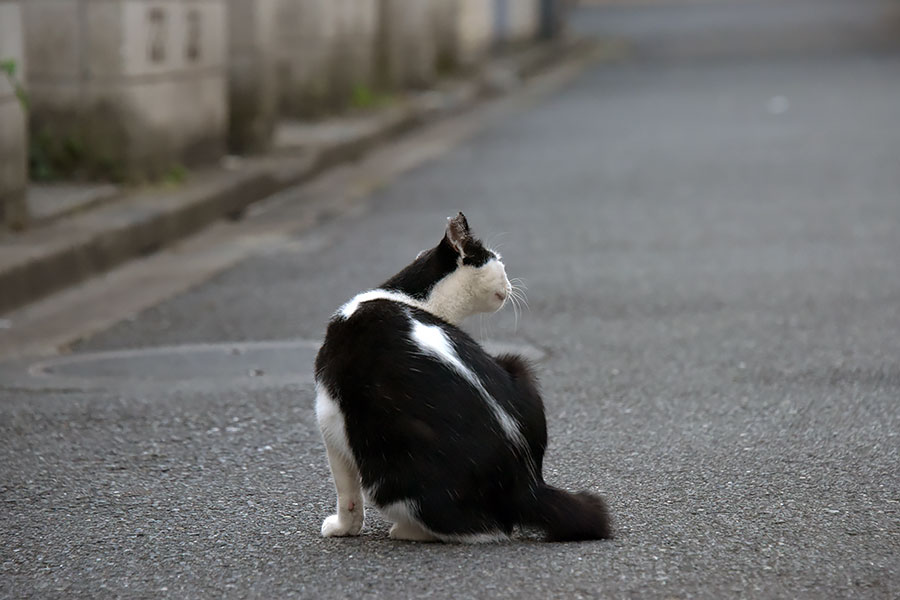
[
  {"left": 2, "top": 0, "right": 898, "bottom": 232},
  {"left": 0, "top": 0, "right": 568, "bottom": 231},
  {"left": 1, "top": 0, "right": 899, "bottom": 597}
]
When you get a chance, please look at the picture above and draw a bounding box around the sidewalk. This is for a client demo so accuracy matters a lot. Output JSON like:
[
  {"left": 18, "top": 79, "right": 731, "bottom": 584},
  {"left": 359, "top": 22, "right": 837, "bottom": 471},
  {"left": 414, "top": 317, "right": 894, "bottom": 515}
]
[{"left": 0, "top": 40, "right": 593, "bottom": 316}]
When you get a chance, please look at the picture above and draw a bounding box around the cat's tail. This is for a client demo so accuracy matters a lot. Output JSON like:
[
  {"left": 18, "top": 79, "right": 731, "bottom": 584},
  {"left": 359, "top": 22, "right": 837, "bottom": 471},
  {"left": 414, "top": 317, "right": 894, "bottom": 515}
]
[{"left": 521, "top": 484, "right": 613, "bottom": 542}]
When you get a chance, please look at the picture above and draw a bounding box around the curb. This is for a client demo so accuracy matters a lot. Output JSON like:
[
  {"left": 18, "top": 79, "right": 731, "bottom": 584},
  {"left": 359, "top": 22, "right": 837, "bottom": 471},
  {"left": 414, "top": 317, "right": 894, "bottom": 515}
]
[{"left": 0, "top": 38, "right": 593, "bottom": 316}]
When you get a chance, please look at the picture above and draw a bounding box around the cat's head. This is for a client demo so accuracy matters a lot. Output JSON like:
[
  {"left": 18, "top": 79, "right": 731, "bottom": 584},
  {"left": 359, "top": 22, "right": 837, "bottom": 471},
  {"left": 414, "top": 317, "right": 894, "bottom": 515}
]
[{"left": 382, "top": 213, "right": 512, "bottom": 324}]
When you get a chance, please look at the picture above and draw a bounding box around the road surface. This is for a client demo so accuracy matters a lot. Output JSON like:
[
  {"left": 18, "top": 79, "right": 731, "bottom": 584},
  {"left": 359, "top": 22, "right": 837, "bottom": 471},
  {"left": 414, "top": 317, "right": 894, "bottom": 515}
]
[{"left": 2, "top": 1, "right": 899, "bottom": 597}]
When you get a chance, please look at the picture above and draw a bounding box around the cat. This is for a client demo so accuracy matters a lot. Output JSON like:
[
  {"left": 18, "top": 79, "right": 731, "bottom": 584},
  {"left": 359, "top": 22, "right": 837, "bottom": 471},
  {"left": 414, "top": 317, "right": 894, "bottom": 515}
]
[{"left": 314, "top": 213, "right": 612, "bottom": 542}]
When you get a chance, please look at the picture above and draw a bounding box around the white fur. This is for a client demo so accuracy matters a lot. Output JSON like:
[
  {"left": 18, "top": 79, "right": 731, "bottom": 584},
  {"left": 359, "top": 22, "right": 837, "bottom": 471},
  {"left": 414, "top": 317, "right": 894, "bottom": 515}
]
[
  {"left": 381, "top": 499, "right": 506, "bottom": 543},
  {"left": 336, "top": 259, "right": 509, "bottom": 326},
  {"left": 324, "top": 250, "right": 517, "bottom": 542},
  {"left": 315, "top": 385, "right": 364, "bottom": 537},
  {"left": 424, "top": 259, "right": 510, "bottom": 325},
  {"left": 339, "top": 289, "right": 424, "bottom": 320},
  {"left": 409, "top": 319, "right": 526, "bottom": 448},
  {"left": 379, "top": 499, "right": 419, "bottom": 523}
]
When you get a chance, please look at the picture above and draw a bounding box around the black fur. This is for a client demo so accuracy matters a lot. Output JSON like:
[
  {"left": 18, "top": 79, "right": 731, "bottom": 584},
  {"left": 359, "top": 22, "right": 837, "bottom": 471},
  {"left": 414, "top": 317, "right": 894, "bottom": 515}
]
[
  {"left": 381, "top": 237, "right": 459, "bottom": 300},
  {"left": 381, "top": 214, "right": 495, "bottom": 300},
  {"left": 314, "top": 214, "right": 612, "bottom": 541}
]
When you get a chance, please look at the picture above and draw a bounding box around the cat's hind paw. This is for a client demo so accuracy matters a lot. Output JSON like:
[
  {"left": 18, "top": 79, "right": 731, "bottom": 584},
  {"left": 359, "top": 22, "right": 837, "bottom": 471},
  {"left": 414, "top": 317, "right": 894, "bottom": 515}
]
[
  {"left": 389, "top": 521, "right": 438, "bottom": 542},
  {"left": 321, "top": 513, "right": 363, "bottom": 537}
]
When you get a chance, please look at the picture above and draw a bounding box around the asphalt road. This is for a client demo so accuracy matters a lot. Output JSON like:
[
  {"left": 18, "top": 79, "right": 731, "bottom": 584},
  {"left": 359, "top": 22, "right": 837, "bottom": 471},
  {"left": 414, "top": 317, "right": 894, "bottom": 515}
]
[{"left": 3, "top": 1, "right": 899, "bottom": 598}]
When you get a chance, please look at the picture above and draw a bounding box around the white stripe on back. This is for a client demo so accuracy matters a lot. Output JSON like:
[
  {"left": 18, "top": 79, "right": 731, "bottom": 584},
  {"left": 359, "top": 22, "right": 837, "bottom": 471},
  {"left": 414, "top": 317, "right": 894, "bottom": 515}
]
[
  {"left": 338, "top": 289, "right": 424, "bottom": 319},
  {"left": 409, "top": 319, "right": 526, "bottom": 448}
]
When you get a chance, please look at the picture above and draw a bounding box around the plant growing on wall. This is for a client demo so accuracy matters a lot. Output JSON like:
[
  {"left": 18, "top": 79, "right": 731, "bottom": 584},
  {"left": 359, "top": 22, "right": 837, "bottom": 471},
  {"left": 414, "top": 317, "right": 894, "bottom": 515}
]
[{"left": 1, "top": 59, "right": 29, "bottom": 111}]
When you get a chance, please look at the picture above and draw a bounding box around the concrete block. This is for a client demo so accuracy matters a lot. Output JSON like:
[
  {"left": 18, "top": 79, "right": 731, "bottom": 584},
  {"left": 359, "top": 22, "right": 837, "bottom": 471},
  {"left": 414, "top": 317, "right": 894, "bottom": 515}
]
[
  {"left": 275, "top": 0, "right": 337, "bottom": 116},
  {"left": 22, "top": 1, "right": 81, "bottom": 79},
  {"left": 377, "top": 0, "right": 437, "bottom": 90},
  {"left": 23, "top": 0, "right": 228, "bottom": 181},
  {"left": 84, "top": 2, "right": 125, "bottom": 78},
  {"left": 455, "top": 0, "right": 494, "bottom": 68},
  {"left": 121, "top": 75, "right": 227, "bottom": 172},
  {"left": 0, "top": 2, "right": 29, "bottom": 230},
  {"left": 276, "top": 0, "right": 379, "bottom": 117},
  {"left": 492, "top": 0, "right": 538, "bottom": 46},
  {"left": 228, "top": 0, "right": 279, "bottom": 152},
  {"left": 430, "top": 0, "right": 458, "bottom": 72},
  {"left": 120, "top": 0, "right": 226, "bottom": 76},
  {"left": 330, "top": 0, "right": 378, "bottom": 105},
  {"left": 509, "top": 0, "right": 539, "bottom": 42}
]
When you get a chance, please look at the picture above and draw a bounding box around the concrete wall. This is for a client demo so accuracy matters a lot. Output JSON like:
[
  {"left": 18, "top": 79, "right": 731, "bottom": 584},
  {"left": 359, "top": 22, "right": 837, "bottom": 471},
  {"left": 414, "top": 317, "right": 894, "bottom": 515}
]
[
  {"left": 377, "top": 0, "right": 437, "bottom": 90},
  {"left": 455, "top": 0, "right": 494, "bottom": 68},
  {"left": 493, "top": 0, "right": 539, "bottom": 46},
  {"left": 276, "top": 0, "right": 378, "bottom": 117},
  {"left": 331, "top": 0, "right": 378, "bottom": 106},
  {"left": 508, "top": 0, "right": 540, "bottom": 42},
  {"left": 276, "top": 0, "right": 336, "bottom": 116},
  {"left": 23, "top": 0, "right": 228, "bottom": 181},
  {"left": 229, "top": 0, "right": 278, "bottom": 153},
  {"left": 0, "top": 1, "right": 28, "bottom": 229},
  {"left": 432, "top": 0, "right": 460, "bottom": 72}
]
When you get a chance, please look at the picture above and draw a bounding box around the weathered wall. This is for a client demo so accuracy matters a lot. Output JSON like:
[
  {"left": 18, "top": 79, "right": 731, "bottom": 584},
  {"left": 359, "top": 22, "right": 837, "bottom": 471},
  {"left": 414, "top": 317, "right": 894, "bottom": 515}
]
[
  {"left": 276, "top": 0, "right": 378, "bottom": 117},
  {"left": 0, "top": 1, "right": 28, "bottom": 229},
  {"left": 377, "top": 0, "right": 437, "bottom": 90},
  {"left": 330, "top": 0, "right": 378, "bottom": 107},
  {"left": 508, "top": 0, "right": 540, "bottom": 43},
  {"left": 455, "top": 0, "right": 494, "bottom": 68},
  {"left": 23, "top": 0, "right": 228, "bottom": 181},
  {"left": 492, "top": 0, "right": 539, "bottom": 46},
  {"left": 276, "top": 0, "right": 336, "bottom": 116},
  {"left": 229, "top": 0, "right": 279, "bottom": 152}
]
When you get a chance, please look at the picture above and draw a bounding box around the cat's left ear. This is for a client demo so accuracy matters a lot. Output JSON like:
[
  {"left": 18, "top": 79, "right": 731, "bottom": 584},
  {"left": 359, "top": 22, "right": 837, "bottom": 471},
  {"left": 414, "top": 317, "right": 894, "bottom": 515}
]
[{"left": 445, "top": 212, "right": 470, "bottom": 256}]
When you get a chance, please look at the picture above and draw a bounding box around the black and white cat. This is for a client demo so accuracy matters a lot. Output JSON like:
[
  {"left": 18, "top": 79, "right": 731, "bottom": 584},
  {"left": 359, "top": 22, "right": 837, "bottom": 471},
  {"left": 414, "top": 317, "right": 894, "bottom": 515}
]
[{"left": 314, "top": 213, "right": 611, "bottom": 542}]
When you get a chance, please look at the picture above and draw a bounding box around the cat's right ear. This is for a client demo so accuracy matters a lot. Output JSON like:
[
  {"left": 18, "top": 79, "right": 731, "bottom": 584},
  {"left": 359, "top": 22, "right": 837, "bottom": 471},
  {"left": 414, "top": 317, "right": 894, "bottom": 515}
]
[{"left": 445, "top": 213, "right": 470, "bottom": 257}]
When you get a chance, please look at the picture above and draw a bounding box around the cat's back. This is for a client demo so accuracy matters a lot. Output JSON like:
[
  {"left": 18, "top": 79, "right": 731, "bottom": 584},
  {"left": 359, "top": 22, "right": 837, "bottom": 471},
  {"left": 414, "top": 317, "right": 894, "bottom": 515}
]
[
  {"left": 315, "top": 291, "right": 419, "bottom": 375},
  {"left": 314, "top": 290, "right": 506, "bottom": 398}
]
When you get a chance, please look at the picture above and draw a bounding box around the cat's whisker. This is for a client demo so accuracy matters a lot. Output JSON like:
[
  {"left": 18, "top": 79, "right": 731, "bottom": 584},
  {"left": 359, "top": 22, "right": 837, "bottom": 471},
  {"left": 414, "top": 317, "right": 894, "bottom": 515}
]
[
  {"left": 487, "top": 232, "right": 508, "bottom": 253},
  {"left": 517, "top": 294, "right": 530, "bottom": 311},
  {"left": 480, "top": 310, "right": 494, "bottom": 340},
  {"left": 510, "top": 286, "right": 530, "bottom": 312},
  {"left": 506, "top": 290, "right": 522, "bottom": 332}
]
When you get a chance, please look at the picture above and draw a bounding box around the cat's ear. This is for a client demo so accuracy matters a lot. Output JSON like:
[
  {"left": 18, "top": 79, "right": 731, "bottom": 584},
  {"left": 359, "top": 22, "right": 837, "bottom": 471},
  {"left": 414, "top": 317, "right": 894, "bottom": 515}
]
[{"left": 445, "top": 212, "right": 470, "bottom": 256}]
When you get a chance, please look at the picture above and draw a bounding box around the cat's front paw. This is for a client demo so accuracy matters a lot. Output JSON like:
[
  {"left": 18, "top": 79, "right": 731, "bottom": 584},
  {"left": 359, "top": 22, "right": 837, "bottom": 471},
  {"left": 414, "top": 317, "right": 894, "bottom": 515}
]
[{"left": 321, "top": 513, "right": 363, "bottom": 537}]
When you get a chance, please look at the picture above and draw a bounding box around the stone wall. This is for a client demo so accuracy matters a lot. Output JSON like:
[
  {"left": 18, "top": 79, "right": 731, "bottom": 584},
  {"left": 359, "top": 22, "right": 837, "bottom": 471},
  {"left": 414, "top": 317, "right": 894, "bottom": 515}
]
[
  {"left": 23, "top": 0, "right": 228, "bottom": 181},
  {"left": 0, "top": 1, "right": 28, "bottom": 229}
]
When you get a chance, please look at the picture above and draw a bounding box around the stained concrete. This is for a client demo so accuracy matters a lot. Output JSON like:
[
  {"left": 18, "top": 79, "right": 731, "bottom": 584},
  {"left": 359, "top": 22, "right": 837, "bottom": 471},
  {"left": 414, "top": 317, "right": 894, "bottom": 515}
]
[{"left": 0, "top": 2, "right": 28, "bottom": 230}]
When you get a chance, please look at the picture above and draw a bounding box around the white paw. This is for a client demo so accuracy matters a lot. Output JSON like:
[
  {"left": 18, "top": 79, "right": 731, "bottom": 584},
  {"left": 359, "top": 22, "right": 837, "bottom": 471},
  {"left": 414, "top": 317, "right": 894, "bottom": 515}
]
[{"left": 321, "top": 513, "right": 362, "bottom": 537}]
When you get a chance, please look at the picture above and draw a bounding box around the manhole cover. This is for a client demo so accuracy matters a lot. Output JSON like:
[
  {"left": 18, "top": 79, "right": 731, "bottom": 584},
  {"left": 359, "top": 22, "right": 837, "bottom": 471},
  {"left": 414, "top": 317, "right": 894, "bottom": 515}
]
[
  {"left": 25, "top": 339, "right": 546, "bottom": 386},
  {"left": 29, "top": 340, "right": 321, "bottom": 384}
]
